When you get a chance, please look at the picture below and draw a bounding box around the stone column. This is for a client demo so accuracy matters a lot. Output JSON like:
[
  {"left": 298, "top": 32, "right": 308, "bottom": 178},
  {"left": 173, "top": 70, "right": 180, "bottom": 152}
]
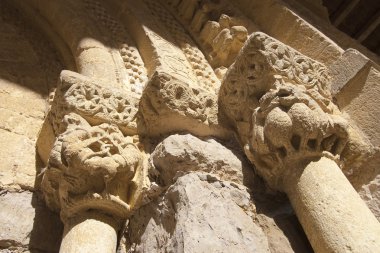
[
  {"left": 60, "top": 212, "right": 119, "bottom": 253},
  {"left": 220, "top": 32, "right": 380, "bottom": 252},
  {"left": 284, "top": 157, "right": 380, "bottom": 252},
  {"left": 39, "top": 71, "right": 145, "bottom": 253}
]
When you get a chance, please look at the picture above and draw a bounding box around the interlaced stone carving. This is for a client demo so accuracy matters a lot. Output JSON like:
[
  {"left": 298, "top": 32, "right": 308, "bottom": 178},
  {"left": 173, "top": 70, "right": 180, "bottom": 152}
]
[
  {"left": 220, "top": 32, "right": 351, "bottom": 190},
  {"left": 139, "top": 71, "right": 229, "bottom": 138},
  {"left": 220, "top": 32, "right": 335, "bottom": 144},
  {"left": 50, "top": 71, "right": 140, "bottom": 136},
  {"left": 144, "top": 0, "right": 219, "bottom": 90}
]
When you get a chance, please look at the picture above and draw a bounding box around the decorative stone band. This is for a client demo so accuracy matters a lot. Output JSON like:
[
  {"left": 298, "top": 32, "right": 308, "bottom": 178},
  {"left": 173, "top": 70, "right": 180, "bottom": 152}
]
[
  {"left": 161, "top": 0, "right": 258, "bottom": 70},
  {"left": 50, "top": 70, "right": 140, "bottom": 136},
  {"left": 139, "top": 71, "right": 231, "bottom": 139},
  {"left": 41, "top": 71, "right": 146, "bottom": 223}
]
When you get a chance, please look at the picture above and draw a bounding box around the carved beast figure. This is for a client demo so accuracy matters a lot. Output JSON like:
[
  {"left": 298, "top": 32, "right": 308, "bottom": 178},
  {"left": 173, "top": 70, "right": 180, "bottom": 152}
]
[
  {"left": 42, "top": 113, "right": 142, "bottom": 220},
  {"left": 219, "top": 32, "right": 370, "bottom": 191},
  {"left": 247, "top": 81, "right": 349, "bottom": 189}
]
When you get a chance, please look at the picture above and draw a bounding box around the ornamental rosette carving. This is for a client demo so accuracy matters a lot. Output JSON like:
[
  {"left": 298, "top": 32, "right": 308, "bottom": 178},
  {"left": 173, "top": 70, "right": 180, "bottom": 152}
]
[
  {"left": 50, "top": 71, "right": 140, "bottom": 136},
  {"left": 219, "top": 32, "right": 353, "bottom": 190}
]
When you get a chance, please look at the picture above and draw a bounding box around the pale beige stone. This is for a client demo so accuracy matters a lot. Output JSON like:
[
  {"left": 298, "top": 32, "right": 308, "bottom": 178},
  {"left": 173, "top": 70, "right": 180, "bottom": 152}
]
[
  {"left": 0, "top": 130, "right": 37, "bottom": 190},
  {"left": 359, "top": 174, "right": 380, "bottom": 221},
  {"left": 162, "top": 0, "right": 258, "bottom": 69},
  {"left": 127, "top": 172, "right": 270, "bottom": 253},
  {"left": 60, "top": 213, "right": 118, "bottom": 253},
  {"left": 334, "top": 60, "right": 380, "bottom": 147},
  {"left": 285, "top": 157, "right": 380, "bottom": 253},
  {"left": 330, "top": 49, "right": 380, "bottom": 207},
  {"left": 1, "top": 0, "right": 379, "bottom": 252},
  {"left": 220, "top": 32, "right": 380, "bottom": 253},
  {"left": 0, "top": 191, "right": 62, "bottom": 252},
  {"left": 151, "top": 133, "right": 254, "bottom": 186}
]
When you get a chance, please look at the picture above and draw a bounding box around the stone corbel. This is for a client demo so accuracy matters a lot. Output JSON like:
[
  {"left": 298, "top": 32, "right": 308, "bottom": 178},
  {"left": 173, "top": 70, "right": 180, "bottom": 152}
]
[
  {"left": 39, "top": 71, "right": 148, "bottom": 253},
  {"left": 220, "top": 32, "right": 380, "bottom": 252}
]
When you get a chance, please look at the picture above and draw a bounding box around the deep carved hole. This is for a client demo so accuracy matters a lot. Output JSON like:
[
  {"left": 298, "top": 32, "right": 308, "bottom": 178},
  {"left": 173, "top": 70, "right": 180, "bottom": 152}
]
[
  {"left": 108, "top": 146, "right": 118, "bottom": 155},
  {"left": 175, "top": 87, "right": 184, "bottom": 99},
  {"left": 61, "top": 153, "right": 68, "bottom": 167},
  {"left": 291, "top": 135, "right": 301, "bottom": 150},
  {"left": 278, "top": 89, "right": 291, "bottom": 97},
  {"left": 277, "top": 146, "right": 287, "bottom": 158},
  {"left": 85, "top": 91, "right": 93, "bottom": 100},
  {"left": 88, "top": 141, "right": 101, "bottom": 152},
  {"left": 247, "top": 76, "right": 256, "bottom": 80},
  {"left": 192, "top": 88, "right": 199, "bottom": 95},
  {"left": 321, "top": 135, "right": 337, "bottom": 152},
  {"left": 307, "top": 139, "right": 317, "bottom": 150},
  {"left": 116, "top": 103, "right": 125, "bottom": 113},
  {"left": 330, "top": 138, "right": 340, "bottom": 155},
  {"left": 205, "top": 99, "right": 213, "bottom": 107}
]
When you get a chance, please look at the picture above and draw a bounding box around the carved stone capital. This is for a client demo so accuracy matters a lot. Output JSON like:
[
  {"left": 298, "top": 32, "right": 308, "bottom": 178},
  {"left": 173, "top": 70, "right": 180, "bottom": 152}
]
[
  {"left": 42, "top": 112, "right": 143, "bottom": 221},
  {"left": 247, "top": 81, "right": 349, "bottom": 190},
  {"left": 219, "top": 32, "right": 351, "bottom": 190},
  {"left": 41, "top": 71, "right": 145, "bottom": 222}
]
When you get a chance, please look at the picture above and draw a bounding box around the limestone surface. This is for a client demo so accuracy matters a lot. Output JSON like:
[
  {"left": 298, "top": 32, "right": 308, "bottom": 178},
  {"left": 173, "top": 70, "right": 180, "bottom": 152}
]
[
  {"left": 150, "top": 134, "right": 254, "bottom": 186},
  {"left": 0, "top": 190, "right": 62, "bottom": 252},
  {"left": 0, "top": 0, "right": 379, "bottom": 252},
  {"left": 127, "top": 172, "right": 270, "bottom": 253}
]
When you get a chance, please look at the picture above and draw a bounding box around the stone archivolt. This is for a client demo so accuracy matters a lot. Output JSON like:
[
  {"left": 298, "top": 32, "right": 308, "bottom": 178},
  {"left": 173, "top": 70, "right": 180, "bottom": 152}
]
[{"left": 162, "top": 0, "right": 257, "bottom": 71}]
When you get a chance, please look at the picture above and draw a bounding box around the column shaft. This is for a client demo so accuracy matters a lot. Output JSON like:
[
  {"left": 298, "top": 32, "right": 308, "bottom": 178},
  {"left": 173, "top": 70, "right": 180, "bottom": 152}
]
[
  {"left": 285, "top": 157, "right": 380, "bottom": 253},
  {"left": 60, "top": 213, "right": 118, "bottom": 253}
]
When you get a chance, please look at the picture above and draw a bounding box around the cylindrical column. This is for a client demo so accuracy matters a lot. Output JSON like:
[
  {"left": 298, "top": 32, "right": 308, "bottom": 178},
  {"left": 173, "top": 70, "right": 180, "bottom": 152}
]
[
  {"left": 284, "top": 157, "right": 380, "bottom": 253},
  {"left": 60, "top": 212, "right": 119, "bottom": 253}
]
